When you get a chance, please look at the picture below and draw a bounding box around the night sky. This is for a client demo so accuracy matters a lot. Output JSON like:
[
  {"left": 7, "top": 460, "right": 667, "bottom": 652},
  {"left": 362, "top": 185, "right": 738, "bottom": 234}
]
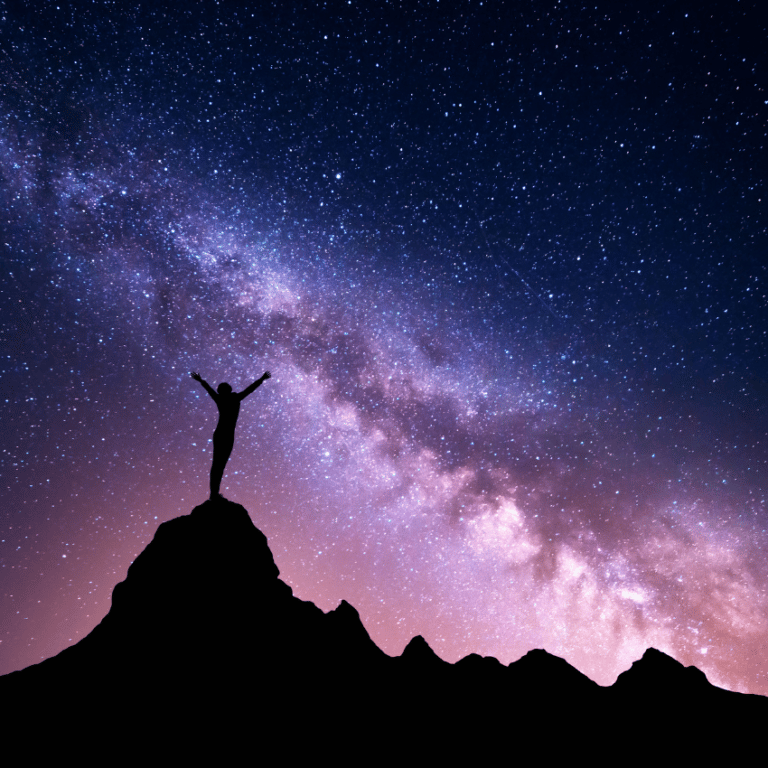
[{"left": 2, "top": 1, "right": 767, "bottom": 695}]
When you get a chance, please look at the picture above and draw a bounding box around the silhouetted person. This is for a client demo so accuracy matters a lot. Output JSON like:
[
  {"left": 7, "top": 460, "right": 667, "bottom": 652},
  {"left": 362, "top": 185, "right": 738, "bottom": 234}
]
[{"left": 191, "top": 370, "right": 271, "bottom": 499}]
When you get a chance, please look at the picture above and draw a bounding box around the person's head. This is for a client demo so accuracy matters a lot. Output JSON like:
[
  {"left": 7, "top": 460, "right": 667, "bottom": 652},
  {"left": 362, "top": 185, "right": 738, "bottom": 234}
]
[{"left": 217, "top": 382, "right": 232, "bottom": 395}]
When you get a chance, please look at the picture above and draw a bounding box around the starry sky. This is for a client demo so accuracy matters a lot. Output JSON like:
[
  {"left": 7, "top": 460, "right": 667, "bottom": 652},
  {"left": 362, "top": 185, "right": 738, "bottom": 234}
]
[{"left": 1, "top": 1, "right": 767, "bottom": 695}]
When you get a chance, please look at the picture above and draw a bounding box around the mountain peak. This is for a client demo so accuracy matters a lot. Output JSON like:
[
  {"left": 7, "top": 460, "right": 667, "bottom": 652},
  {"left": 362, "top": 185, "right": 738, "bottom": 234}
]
[
  {"left": 401, "top": 634, "right": 449, "bottom": 667},
  {"left": 2, "top": 499, "right": 765, "bottom": 759}
]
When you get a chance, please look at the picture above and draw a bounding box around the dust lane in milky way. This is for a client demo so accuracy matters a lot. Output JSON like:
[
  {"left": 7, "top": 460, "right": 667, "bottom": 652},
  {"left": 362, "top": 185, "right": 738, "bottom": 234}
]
[{"left": 1, "top": 1, "right": 767, "bottom": 694}]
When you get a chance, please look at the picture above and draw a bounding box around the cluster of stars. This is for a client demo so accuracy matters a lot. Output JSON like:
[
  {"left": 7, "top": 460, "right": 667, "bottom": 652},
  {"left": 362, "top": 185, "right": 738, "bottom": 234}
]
[{"left": 1, "top": 1, "right": 767, "bottom": 695}]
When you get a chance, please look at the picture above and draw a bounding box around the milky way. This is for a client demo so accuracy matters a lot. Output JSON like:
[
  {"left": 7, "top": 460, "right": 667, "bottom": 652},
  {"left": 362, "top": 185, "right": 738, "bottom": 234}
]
[{"left": 1, "top": 2, "right": 767, "bottom": 694}]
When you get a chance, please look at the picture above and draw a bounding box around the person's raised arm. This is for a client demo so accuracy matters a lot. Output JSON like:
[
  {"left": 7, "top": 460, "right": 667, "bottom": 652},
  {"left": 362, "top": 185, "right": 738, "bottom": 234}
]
[
  {"left": 238, "top": 370, "right": 271, "bottom": 399},
  {"left": 191, "top": 371, "right": 218, "bottom": 401}
]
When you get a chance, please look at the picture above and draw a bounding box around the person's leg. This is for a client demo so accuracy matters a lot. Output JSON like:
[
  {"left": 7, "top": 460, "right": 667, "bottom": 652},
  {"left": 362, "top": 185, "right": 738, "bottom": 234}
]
[{"left": 210, "top": 432, "right": 234, "bottom": 499}]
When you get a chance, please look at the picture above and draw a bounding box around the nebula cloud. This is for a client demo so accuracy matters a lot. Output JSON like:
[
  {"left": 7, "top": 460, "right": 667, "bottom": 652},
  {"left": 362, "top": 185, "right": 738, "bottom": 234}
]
[{"left": 1, "top": 2, "right": 766, "bottom": 695}]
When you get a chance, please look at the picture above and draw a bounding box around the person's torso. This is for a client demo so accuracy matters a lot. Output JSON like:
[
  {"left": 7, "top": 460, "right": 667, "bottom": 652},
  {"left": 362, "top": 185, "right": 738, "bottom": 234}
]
[{"left": 215, "top": 394, "right": 241, "bottom": 433}]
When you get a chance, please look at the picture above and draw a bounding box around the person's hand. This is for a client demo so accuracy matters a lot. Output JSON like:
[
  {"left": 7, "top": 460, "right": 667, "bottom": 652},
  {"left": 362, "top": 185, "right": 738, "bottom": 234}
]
[
  {"left": 191, "top": 372, "right": 202, "bottom": 382},
  {"left": 262, "top": 371, "right": 272, "bottom": 380}
]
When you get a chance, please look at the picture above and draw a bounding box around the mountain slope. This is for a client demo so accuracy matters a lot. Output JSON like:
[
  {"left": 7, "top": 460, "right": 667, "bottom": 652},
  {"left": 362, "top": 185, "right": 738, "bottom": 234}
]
[{"left": 2, "top": 497, "right": 764, "bottom": 758}]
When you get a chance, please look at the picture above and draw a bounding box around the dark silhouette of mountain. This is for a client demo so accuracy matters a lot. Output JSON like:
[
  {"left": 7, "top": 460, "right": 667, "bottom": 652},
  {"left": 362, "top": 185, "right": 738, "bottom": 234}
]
[{"left": 2, "top": 498, "right": 765, "bottom": 760}]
